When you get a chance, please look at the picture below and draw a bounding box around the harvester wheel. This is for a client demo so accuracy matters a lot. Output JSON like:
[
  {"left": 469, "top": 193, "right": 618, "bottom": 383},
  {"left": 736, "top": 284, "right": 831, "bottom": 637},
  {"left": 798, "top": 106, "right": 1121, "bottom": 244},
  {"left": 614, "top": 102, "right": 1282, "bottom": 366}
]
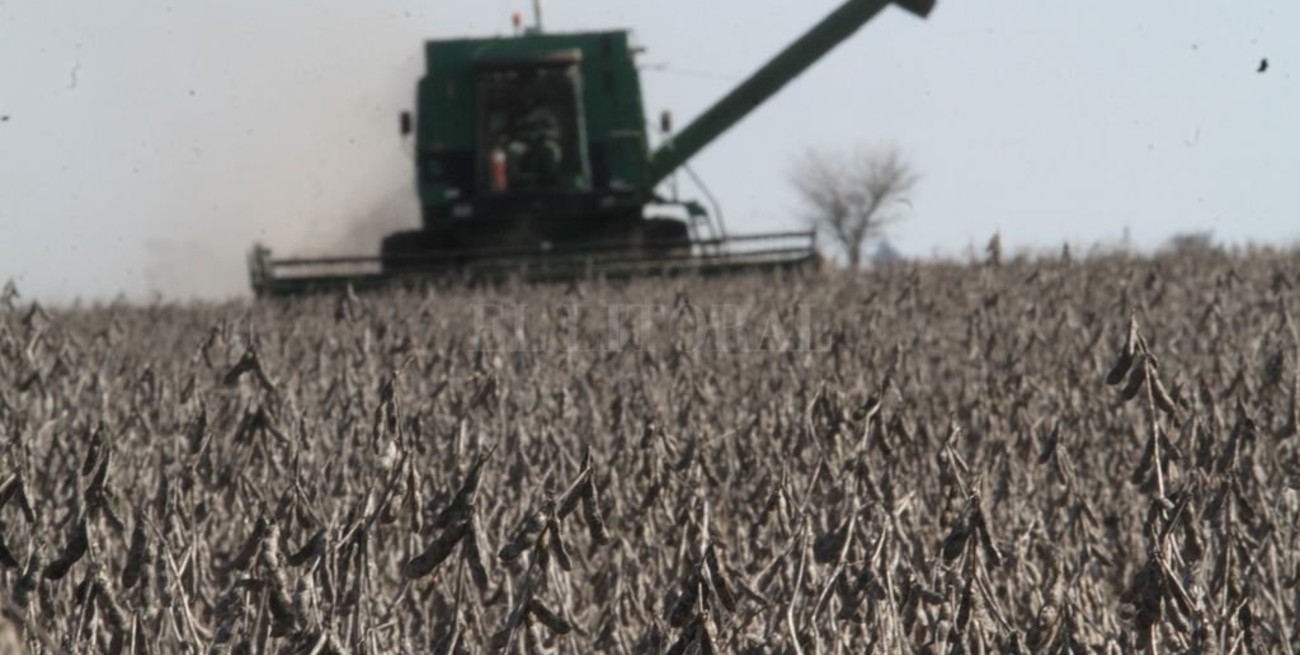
[
  {"left": 640, "top": 218, "right": 691, "bottom": 259},
  {"left": 381, "top": 230, "right": 445, "bottom": 273}
]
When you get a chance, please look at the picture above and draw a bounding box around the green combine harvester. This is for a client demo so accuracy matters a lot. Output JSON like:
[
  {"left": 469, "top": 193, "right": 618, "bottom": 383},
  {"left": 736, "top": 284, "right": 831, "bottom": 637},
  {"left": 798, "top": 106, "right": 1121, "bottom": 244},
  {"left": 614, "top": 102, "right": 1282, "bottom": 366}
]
[{"left": 249, "top": 0, "right": 935, "bottom": 296}]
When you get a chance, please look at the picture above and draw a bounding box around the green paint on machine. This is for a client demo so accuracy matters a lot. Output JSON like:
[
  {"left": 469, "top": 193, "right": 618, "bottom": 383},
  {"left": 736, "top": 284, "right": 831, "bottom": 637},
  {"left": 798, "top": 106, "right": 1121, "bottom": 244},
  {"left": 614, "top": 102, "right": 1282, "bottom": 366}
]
[{"left": 249, "top": 0, "right": 934, "bottom": 296}]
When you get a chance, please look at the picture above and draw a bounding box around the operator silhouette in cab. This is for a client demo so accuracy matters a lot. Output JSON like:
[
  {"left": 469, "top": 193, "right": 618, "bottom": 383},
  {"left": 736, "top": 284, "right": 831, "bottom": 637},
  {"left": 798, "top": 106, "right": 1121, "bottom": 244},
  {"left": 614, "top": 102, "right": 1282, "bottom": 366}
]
[{"left": 507, "top": 104, "right": 564, "bottom": 189}]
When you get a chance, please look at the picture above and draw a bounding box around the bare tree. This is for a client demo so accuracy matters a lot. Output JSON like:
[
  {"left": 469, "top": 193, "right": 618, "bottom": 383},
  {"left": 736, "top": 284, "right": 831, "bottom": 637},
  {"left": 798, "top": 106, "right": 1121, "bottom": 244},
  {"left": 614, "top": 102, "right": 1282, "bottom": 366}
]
[{"left": 791, "top": 145, "right": 918, "bottom": 270}]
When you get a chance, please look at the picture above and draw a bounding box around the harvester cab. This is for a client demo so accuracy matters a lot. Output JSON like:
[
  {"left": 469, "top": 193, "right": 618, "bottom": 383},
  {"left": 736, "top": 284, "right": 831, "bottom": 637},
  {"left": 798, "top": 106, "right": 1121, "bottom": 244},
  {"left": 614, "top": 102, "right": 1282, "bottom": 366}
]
[{"left": 249, "top": 0, "right": 935, "bottom": 296}]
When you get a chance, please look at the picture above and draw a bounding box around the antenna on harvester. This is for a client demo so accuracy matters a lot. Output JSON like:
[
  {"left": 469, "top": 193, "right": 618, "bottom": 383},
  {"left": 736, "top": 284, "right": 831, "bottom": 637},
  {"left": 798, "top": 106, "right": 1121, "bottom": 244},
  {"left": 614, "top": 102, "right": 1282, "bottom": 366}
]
[{"left": 532, "top": 0, "right": 544, "bottom": 32}]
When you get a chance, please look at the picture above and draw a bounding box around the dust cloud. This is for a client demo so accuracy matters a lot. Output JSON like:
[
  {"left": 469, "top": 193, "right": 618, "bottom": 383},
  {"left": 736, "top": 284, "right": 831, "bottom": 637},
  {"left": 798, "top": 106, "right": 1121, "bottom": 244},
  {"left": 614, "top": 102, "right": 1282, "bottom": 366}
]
[{"left": 135, "top": 4, "right": 431, "bottom": 300}]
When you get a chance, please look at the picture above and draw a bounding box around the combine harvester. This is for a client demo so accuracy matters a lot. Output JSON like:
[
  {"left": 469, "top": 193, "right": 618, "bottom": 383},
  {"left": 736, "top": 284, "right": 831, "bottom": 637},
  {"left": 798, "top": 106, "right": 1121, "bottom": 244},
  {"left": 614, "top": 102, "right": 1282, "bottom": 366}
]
[{"left": 249, "top": 0, "right": 935, "bottom": 296}]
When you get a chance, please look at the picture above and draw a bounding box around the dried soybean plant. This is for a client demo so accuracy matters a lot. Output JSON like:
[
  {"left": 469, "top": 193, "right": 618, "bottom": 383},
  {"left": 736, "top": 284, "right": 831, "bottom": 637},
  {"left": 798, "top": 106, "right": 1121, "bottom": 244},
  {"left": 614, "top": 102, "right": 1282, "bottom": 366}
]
[{"left": 1, "top": 245, "right": 1300, "bottom": 652}]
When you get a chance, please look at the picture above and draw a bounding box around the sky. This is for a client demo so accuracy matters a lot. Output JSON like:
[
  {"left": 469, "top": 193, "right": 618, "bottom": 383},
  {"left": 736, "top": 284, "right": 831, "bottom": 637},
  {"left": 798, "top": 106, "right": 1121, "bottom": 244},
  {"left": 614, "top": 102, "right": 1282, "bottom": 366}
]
[{"left": 1, "top": 1, "right": 1296, "bottom": 302}]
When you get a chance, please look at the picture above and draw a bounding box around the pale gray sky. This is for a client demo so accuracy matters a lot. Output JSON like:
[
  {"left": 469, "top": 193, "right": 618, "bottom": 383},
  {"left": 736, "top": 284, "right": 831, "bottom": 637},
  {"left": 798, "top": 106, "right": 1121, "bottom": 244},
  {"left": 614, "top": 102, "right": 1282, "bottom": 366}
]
[{"left": 1, "top": 1, "right": 1296, "bottom": 302}]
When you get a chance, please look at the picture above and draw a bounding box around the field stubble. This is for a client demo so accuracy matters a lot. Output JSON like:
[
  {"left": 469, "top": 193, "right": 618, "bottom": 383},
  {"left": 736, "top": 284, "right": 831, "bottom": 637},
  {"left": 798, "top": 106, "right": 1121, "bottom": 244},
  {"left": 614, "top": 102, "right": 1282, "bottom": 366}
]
[{"left": 2, "top": 249, "right": 1300, "bottom": 653}]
